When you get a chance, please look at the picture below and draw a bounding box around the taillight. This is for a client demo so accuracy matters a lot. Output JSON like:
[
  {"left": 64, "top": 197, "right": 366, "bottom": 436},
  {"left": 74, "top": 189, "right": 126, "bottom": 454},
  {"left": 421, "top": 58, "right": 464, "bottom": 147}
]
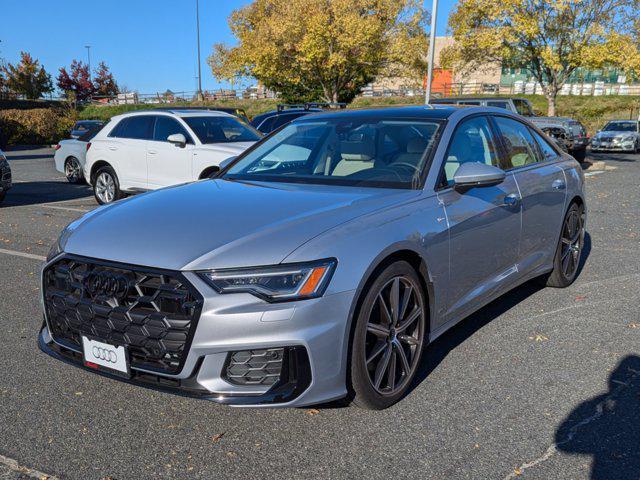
[
  {"left": 54, "top": 144, "right": 61, "bottom": 150},
  {"left": 86, "top": 142, "right": 92, "bottom": 152}
]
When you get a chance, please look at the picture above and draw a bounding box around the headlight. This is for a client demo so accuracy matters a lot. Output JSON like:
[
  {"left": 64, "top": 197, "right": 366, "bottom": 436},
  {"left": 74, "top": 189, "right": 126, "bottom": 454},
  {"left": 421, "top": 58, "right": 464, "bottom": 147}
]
[
  {"left": 621, "top": 135, "right": 635, "bottom": 142},
  {"left": 198, "top": 259, "right": 337, "bottom": 302},
  {"left": 46, "top": 238, "right": 63, "bottom": 262}
]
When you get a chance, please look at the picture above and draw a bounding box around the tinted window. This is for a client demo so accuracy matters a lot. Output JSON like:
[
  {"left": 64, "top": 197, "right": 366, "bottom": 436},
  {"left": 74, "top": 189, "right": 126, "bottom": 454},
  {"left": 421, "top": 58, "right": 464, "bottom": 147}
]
[
  {"left": 272, "top": 113, "right": 309, "bottom": 130},
  {"left": 442, "top": 116, "right": 500, "bottom": 185},
  {"left": 111, "top": 116, "right": 154, "bottom": 140},
  {"left": 458, "top": 101, "right": 481, "bottom": 105},
  {"left": 225, "top": 119, "right": 442, "bottom": 189},
  {"left": 255, "top": 116, "right": 277, "bottom": 133},
  {"left": 512, "top": 99, "right": 533, "bottom": 116},
  {"left": 530, "top": 129, "right": 559, "bottom": 161},
  {"left": 487, "top": 101, "right": 510, "bottom": 110},
  {"left": 183, "top": 116, "right": 261, "bottom": 144},
  {"left": 153, "top": 116, "right": 192, "bottom": 143},
  {"left": 78, "top": 125, "right": 103, "bottom": 142},
  {"left": 494, "top": 117, "right": 541, "bottom": 168},
  {"left": 602, "top": 121, "right": 637, "bottom": 132}
]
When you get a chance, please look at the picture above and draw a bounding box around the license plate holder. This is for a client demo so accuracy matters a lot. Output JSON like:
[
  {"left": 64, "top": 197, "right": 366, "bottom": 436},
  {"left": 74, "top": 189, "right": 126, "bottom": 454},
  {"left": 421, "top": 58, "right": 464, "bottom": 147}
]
[{"left": 82, "top": 336, "right": 131, "bottom": 377}]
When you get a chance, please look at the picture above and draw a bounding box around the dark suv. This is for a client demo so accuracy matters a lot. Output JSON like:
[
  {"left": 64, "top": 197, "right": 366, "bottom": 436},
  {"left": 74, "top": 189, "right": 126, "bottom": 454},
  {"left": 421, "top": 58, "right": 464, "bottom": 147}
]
[
  {"left": 251, "top": 103, "right": 346, "bottom": 134},
  {"left": 432, "top": 97, "right": 589, "bottom": 161}
]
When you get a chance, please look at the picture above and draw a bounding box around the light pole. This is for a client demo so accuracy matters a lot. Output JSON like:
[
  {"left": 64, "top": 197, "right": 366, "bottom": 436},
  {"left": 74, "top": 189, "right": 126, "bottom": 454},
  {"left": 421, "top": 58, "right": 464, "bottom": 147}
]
[
  {"left": 195, "top": 0, "right": 203, "bottom": 100},
  {"left": 424, "top": 0, "right": 438, "bottom": 104},
  {"left": 85, "top": 45, "right": 92, "bottom": 80}
]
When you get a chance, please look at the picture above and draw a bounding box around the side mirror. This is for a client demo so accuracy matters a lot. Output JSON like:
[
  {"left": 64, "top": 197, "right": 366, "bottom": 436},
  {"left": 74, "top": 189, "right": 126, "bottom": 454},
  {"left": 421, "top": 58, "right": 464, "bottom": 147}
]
[
  {"left": 453, "top": 162, "right": 506, "bottom": 188},
  {"left": 167, "top": 133, "right": 187, "bottom": 148}
]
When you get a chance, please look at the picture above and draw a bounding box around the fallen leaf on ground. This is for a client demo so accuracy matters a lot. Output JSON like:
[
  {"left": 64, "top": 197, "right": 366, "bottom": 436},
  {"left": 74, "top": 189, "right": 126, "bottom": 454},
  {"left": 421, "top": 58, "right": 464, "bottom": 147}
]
[
  {"left": 306, "top": 408, "right": 320, "bottom": 415},
  {"left": 211, "top": 433, "right": 225, "bottom": 443}
]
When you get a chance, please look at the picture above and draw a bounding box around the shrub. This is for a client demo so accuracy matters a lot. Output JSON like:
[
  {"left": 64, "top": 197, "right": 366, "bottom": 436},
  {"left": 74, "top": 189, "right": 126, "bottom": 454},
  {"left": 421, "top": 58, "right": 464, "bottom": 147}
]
[{"left": 0, "top": 108, "right": 77, "bottom": 146}]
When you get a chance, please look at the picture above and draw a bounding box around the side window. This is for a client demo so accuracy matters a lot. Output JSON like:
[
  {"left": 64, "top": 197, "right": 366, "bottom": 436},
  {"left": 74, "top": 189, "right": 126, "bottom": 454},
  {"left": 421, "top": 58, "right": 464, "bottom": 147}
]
[
  {"left": 109, "top": 118, "right": 128, "bottom": 138},
  {"left": 512, "top": 99, "right": 533, "bottom": 116},
  {"left": 494, "top": 117, "right": 541, "bottom": 168},
  {"left": 117, "top": 116, "right": 154, "bottom": 140},
  {"left": 459, "top": 101, "right": 481, "bottom": 106},
  {"left": 153, "top": 116, "right": 192, "bottom": 143},
  {"left": 442, "top": 116, "right": 500, "bottom": 186},
  {"left": 530, "top": 129, "right": 559, "bottom": 161},
  {"left": 487, "top": 101, "right": 510, "bottom": 110},
  {"left": 257, "top": 116, "right": 277, "bottom": 133}
]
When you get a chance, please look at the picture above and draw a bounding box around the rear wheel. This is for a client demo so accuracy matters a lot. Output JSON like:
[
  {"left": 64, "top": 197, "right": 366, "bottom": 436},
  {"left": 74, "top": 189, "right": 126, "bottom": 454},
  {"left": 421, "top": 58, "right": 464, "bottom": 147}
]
[
  {"left": 64, "top": 157, "right": 84, "bottom": 183},
  {"left": 93, "top": 166, "right": 122, "bottom": 205},
  {"left": 545, "top": 203, "right": 585, "bottom": 288},
  {"left": 349, "top": 261, "right": 427, "bottom": 409}
]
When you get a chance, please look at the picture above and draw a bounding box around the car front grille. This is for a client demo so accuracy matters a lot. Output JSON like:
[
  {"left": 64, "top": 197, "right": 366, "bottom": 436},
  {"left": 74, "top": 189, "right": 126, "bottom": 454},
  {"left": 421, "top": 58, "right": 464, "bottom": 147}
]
[{"left": 43, "top": 256, "right": 203, "bottom": 374}]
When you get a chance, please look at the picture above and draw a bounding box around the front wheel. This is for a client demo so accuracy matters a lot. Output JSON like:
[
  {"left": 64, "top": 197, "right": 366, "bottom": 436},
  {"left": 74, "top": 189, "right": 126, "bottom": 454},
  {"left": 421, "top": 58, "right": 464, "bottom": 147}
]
[
  {"left": 93, "top": 166, "right": 123, "bottom": 205},
  {"left": 544, "top": 203, "right": 585, "bottom": 288},
  {"left": 64, "top": 157, "right": 84, "bottom": 184},
  {"left": 571, "top": 148, "right": 586, "bottom": 163},
  {"left": 349, "top": 261, "right": 427, "bottom": 409}
]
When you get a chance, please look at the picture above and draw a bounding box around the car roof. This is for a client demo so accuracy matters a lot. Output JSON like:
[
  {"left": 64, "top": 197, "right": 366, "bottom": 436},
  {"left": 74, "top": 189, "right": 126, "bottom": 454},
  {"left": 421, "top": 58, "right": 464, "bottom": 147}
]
[
  {"left": 290, "top": 105, "right": 458, "bottom": 122},
  {"left": 432, "top": 97, "right": 522, "bottom": 101},
  {"left": 113, "top": 109, "right": 233, "bottom": 120}
]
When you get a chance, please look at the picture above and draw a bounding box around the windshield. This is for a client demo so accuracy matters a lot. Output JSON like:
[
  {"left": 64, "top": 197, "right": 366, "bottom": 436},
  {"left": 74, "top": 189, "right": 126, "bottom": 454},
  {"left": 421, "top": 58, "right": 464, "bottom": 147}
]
[
  {"left": 223, "top": 118, "right": 442, "bottom": 189},
  {"left": 183, "top": 116, "right": 262, "bottom": 144},
  {"left": 602, "top": 122, "right": 637, "bottom": 132}
]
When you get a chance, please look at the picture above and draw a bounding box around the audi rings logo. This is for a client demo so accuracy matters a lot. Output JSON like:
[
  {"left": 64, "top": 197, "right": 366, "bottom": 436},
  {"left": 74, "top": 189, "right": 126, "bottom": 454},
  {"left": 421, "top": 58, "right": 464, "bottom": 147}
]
[
  {"left": 84, "top": 270, "right": 131, "bottom": 299},
  {"left": 92, "top": 346, "right": 118, "bottom": 363}
]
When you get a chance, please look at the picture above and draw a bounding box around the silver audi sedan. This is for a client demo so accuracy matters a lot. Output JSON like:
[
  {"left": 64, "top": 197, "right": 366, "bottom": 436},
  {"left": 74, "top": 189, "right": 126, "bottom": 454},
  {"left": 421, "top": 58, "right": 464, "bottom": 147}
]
[{"left": 39, "top": 106, "right": 586, "bottom": 409}]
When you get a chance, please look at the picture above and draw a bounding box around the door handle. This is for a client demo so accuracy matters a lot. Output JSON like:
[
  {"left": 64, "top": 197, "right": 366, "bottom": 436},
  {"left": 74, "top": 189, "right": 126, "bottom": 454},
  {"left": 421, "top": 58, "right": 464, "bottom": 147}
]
[
  {"left": 503, "top": 193, "right": 520, "bottom": 206},
  {"left": 552, "top": 179, "right": 566, "bottom": 190},
  {"left": 108, "top": 146, "right": 117, "bottom": 151},
  {"left": 148, "top": 149, "right": 157, "bottom": 154}
]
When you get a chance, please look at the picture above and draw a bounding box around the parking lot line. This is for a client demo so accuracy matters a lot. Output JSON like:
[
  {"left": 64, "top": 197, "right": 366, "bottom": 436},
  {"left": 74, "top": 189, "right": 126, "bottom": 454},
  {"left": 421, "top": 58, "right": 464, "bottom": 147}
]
[
  {"left": 0, "top": 453, "right": 57, "bottom": 479},
  {"left": 0, "top": 248, "right": 46, "bottom": 262},
  {"left": 41, "top": 204, "right": 90, "bottom": 213}
]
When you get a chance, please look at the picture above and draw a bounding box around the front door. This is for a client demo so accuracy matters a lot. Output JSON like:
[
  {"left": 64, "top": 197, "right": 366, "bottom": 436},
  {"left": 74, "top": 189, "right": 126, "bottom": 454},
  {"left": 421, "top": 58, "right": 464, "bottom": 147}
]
[
  {"left": 436, "top": 115, "right": 522, "bottom": 325},
  {"left": 147, "top": 116, "right": 195, "bottom": 189}
]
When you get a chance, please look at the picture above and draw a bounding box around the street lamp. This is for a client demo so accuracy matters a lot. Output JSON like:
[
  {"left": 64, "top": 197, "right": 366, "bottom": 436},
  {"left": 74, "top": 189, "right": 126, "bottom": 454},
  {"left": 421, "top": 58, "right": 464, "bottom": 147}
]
[
  {"left": 424, "top": 0, "right": 438, "bottom": 104},
  {"left": 85, "top": 45, "right": 92, "bottom": 81},
  {"left": 195, "top": 0, "right": 203, "bottom": 100}
]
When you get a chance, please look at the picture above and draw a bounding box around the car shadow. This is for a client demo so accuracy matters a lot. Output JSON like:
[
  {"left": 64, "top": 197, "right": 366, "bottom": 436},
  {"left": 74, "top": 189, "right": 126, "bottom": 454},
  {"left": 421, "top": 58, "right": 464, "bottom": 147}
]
[
  {"left": 1, "top": 181, "right": 92, "bottom": 207},
  {"left": 6, "top": 154, "right": 54, "bottom": 161},
  {"left": 586, "top": 152, "right": 638, "bottom": 163},
  {"left": 554, "top": 355, "right": 640, "bottom": 479},
  {"left": 318, "top": 232, "right": 592, "bottom": 410}
]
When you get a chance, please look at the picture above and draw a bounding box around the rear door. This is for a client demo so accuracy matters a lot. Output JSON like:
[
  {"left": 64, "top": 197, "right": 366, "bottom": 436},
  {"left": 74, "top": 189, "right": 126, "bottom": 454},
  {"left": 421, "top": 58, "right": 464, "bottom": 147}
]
[
  {"left": 109, "top": 116, "right": 154, "bottom": 189},
  {"left": 492, "top": 116, "right": 567, "bottom": 274},
  {"left": 436, "top": 115, "right": 522, "bottom": 325},
  {"left": 147, "top": 116, "right": 195, "bottom": 189}
]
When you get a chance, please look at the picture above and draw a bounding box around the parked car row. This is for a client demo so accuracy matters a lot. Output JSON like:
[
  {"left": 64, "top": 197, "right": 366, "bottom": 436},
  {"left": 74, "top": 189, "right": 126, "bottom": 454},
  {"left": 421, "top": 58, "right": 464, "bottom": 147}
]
[{"left": 40, "top": 104, "right": 588, "bottom": 409}]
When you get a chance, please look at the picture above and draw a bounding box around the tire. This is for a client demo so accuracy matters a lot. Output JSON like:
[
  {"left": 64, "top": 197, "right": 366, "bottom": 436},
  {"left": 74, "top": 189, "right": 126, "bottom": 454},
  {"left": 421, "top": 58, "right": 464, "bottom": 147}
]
[
  {"left": 544, "top": 203, "right": 585, "bottom": 288},
  {"left": 349, "top": 261, "right": 427, "bottom": 409},
  {"left": 64, "top": 157, "right": 84, "bottom": 184},
  {"left": 93, "top": 165, "right": 123, "bottom": 205},
  {"left": 571, "top": 148, "right": 586, "bottom": 163},
  {"left": 0, "top": 191, "right": 5, "bottom": 204}
]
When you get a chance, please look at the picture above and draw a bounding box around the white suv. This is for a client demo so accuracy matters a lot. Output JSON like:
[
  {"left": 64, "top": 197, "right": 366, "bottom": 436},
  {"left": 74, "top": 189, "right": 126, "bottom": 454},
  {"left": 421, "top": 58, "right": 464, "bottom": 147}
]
[{"left": 85, "top": 109, "right": 261, "bottom": 204}]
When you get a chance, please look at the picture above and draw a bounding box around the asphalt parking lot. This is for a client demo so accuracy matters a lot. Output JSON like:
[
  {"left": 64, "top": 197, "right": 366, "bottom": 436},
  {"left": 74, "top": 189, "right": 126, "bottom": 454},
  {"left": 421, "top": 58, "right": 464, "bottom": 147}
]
[{"left": 0, "top": 146, "right": 638, "bottom": 480}]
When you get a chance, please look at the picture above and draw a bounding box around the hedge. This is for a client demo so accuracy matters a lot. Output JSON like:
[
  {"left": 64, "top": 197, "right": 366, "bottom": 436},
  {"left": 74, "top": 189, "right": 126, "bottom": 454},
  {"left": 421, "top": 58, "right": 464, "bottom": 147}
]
[{"left": 0, "top": 108, "right": 77, "bottom": 147}]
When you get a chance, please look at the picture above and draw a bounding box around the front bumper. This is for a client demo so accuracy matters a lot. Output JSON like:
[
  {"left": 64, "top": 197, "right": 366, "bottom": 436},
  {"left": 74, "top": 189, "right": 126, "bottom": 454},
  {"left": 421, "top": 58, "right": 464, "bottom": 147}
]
[
  {"left": 591, "top": 141, "right": 635, "bottom": 151},
  {"left": 39, "top": 255, "right": 355, "bottom": 407}
]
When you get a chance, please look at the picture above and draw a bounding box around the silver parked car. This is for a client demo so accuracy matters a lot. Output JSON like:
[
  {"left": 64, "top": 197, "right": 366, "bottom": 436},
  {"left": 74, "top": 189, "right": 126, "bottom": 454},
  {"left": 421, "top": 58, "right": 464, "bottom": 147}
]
[
  {"left": 39, "top": 106, "right": 586, "bottom": 409},
  {"left": 590, "top": 120, "right": 640, "bottom": 153}
]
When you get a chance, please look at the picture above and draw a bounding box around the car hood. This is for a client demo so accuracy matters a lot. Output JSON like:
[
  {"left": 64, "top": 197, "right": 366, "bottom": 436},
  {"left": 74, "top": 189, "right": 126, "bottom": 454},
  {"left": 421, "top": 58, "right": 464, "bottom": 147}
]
[
  {"left": 61, "top": 179, "right": 417, "bottom": 271},
  {"left": 196, "top": 141, "right": 255, "bottom": 155}
]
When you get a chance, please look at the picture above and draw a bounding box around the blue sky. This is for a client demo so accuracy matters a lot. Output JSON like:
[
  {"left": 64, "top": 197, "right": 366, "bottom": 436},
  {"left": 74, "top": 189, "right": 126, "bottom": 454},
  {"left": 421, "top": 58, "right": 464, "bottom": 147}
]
[{"left": 0, "top": 0, "right": 455, "bottom": 94}]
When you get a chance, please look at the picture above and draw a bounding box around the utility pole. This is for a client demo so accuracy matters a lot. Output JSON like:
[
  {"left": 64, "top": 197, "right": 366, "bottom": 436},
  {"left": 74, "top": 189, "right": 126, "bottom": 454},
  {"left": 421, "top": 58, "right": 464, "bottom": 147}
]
[
  {"left": 195, "top": 0, "right": 204, "bottom": 100},
  {"left": 85, "top": 45, "right": 92, "bottom": 80},
  {"left": 424, "top": 0, "right": 438, "bottom": 104}
]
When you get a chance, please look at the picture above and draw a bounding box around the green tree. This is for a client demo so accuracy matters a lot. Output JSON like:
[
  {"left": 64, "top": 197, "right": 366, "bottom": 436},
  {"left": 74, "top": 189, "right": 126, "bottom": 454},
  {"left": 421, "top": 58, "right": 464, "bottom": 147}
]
[
  {"left": 209, "top": 0, "right": 429, "bottom": 103},
  {"left": 2, "top": 51, "right": 53, "bottom": 99},
  {"left": 445, "top": 0, "right": 640, "bottom": 116}
]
